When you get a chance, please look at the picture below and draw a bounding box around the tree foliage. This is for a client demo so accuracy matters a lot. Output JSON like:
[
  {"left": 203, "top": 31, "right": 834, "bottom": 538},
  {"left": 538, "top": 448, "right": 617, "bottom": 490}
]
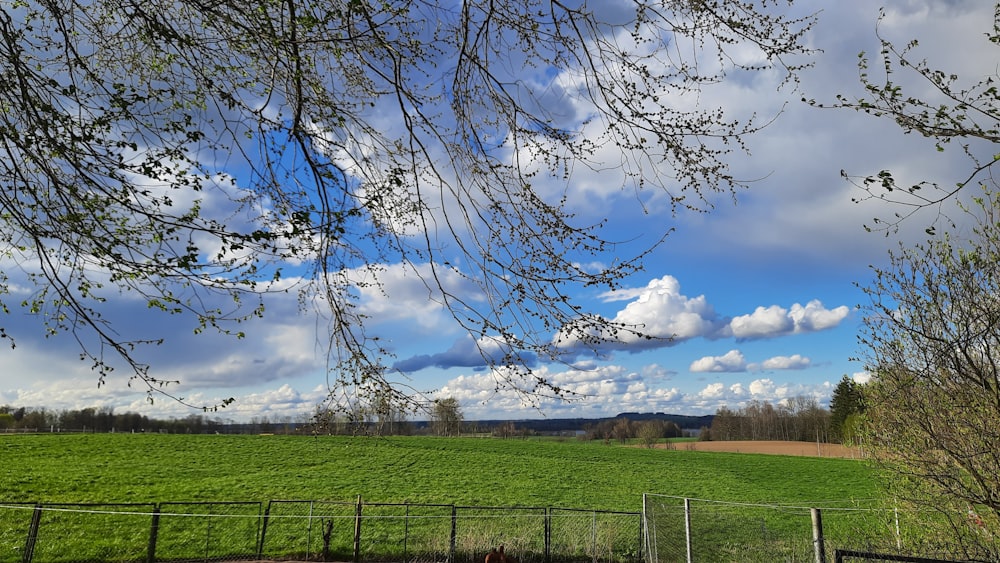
[
  {"left": 431, "top": 397, "right": 463, "bottom": 437},
  {"left": 0, "top": 0, "right": 816, "bottom": 411},
  {"left": 705, "top": 397, "right": 829, "bottom": 442},
  {"left": 816, "top": 5, "right": 1000, "bottom": 234},
  {"left": 857, "top": 190, "right": 1000, "bottom": 559},
  {"left": 828, "top": 375, "right": 863, "bottom": 444},
  {"left": 829, "top": 6, "right": 1000, "bottom": 557}
]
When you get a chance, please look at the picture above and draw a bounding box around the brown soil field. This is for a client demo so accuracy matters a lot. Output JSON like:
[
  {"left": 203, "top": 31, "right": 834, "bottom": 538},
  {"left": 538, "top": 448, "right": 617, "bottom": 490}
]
[{"left": 655, "top": 440, "right": 864, "bottom": 459}]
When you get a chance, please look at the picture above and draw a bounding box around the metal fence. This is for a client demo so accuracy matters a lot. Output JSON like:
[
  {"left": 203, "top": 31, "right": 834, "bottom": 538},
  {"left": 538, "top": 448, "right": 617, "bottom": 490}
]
[
  {"left": 641, "top": 494, "right": 952, "bottom": 563},
  {"left": 0, "top": 499, "right": 641, "bottom": 563}
]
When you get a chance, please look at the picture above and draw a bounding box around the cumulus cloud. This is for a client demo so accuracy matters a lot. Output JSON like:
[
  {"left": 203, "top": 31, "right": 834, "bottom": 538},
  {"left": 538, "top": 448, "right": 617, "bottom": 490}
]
[
  {"left": 552, "top": 276, "right": 850, "bottom": 359},
  {"left": 557, "top": 275, "right": 726, "bottom": 352},
  {"left": 609, "top": 276, "right": 725, "bottom": 340},
  {"left": 692, "top": 351, "right": 812, "bottom": 373},
  {"left": 690, "top": 350, "right": 747, "bottom": 373},
  {"left": 757, "top": 354, "right": 812, "bottom": 370},
  {"left": 729, "top": 305, "right": 793, "bottom": 340},
  {"left": 789, "top": 301, "right": 852, "bottom": 332},
  {"left": 730, "top": 300, "right": 850, "bottom": 340}
]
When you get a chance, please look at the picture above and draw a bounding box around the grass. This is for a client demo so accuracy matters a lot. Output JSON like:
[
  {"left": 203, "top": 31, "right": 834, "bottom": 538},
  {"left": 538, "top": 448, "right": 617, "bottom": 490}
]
[
  {"left": 0, "top": 434, "right": 882, "bottom": 562},
  {"left": 0, "top": 433, "right": 878, "bottom": 510}
]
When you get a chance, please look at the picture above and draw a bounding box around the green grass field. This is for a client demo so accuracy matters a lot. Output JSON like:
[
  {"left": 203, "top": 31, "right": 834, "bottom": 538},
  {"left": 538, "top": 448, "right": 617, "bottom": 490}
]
[
  {"left": 0, "top": 434, "right": 884, "bottom": 562},
  {"left": 1, "top": 433, "right": 877, "bottom": 509}
]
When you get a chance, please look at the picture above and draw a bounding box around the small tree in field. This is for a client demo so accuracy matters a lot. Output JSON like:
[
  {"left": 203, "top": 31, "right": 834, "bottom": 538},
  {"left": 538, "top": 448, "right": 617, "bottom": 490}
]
[
  {"left": 858, "top": 190, "right": 1000, "bottom": 559},
  {"left": 637, "top": 420, "right": 666, "bottom": 448},
  {"left": 431, "top": 398, "right": 463, "bottom": 437}
]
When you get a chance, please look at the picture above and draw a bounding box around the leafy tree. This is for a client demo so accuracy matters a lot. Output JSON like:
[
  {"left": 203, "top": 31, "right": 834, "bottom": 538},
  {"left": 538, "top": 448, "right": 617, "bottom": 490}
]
[
  {"left": 826, "top": 6, "right": 1000, "bottom": 558},
  {"left": 1, "top": 0, "right": 816, "bottom": 412},
  {"left": 783, "top": 395, "right": 829, "bottom": 443},
  {"left": 857, "top": 190, "right": 1000, "bottom": 559},
  {"left": 706, "top": 398, "right": 829, "bottom": 442},
  {"left": 610, "top": 417, "right": 635, "bottom": 444},
  {"left": 431, "top": 397, "right": 463, "bottom": 437},
  {"left": 19, "top": 409, "right": 51, "bottom": 431},
  {"left": 828, "top": 375, "right": 863, "bottom": 444},
  {"left": 636, "top": 419, "right": 678, "bottom": 448}
]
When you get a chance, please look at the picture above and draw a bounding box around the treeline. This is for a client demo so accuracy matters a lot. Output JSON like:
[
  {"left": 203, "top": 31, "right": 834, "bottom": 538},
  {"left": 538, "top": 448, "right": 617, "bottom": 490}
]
[
  {"left": 703, "top": 397, "right": 830, "bottom": 442},
  {"left": 702, "top": 378, "right": 865, "bottom": 444},
  {"left": 578, "top": 417, "right": 685, "bottom": 444},
  {"left": 0, "top": 406, "right": 305, "bottom": 434}
]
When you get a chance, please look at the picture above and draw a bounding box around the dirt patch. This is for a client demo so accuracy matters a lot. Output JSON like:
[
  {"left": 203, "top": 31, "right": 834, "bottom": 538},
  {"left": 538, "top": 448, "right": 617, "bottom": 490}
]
[{"left": 655, "top": 440, "right": 864, "bottom": 459}]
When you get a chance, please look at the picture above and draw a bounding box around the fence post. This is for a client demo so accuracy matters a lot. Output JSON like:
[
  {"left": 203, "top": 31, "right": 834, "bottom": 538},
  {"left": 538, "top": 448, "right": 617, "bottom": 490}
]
[
  {"left": 642, "top": 495, "right": 655, "bottom": 563},
  {"left": 683, "top": 498, "right": 692, "bottom": 563},
  {"left": 894, "top": 506, "right": 902, "bottom": 551},
  {"left": 22, "top": 504, "right": 43, "bottom": 563},
  {"left": 591, "top": 511, "right": 598, "bottom": 563},
  {"left": 257, "top": 501, "right": 272, "bottom": 560},
  {"left": 636, "top": 507, "right": 644, "bottom": 563},
  {"left": 353, "top": 495, "right": 363, "bottom": 563},
  {"left": 449, "top": 505, "right": 458, "bottom": 563},
  {"left": 404, "top": 503, "right": 411, "bottom": 563},
  {"left": 811, "top": 508, "right": 826, "bottom": 563},
  {"left": 147, "top": 505, "right": 161, "bottom": 563},
  {"left": 544, "top": 508, "right": 551, "bottom": 563}
]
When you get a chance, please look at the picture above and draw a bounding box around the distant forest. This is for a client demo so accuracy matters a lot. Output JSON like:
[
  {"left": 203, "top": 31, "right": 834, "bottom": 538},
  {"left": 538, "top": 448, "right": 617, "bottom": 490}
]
[
  {"left": 0, "top": 404, "right": 711, "bottom": 437},
  {"left": 1, "top": 387, "right": 860, "bottom": 445}
]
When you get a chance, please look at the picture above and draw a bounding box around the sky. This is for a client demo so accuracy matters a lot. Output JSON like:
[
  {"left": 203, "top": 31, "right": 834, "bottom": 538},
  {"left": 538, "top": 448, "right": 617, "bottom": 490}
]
[{"left": 1, "top": 1, "right": 994, "bottom": 423}]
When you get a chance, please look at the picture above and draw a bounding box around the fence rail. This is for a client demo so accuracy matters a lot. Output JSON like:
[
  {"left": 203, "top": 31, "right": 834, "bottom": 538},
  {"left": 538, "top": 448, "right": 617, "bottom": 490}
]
[{"left": 0, "top": 500, "right": 641, "bottom": 563}]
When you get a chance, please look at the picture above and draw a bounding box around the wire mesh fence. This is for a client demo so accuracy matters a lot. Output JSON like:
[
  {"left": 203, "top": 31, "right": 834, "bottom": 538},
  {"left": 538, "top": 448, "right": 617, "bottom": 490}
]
[
  {"left": 155, "top": 502, "right": 263, "bottom": 561},
  {"left": 0, "top": 499, "right": 642, "bottom": 563},
  {"left": 549, "top": 508, "right": 642, "bottom": 563},
  {"left": 642, "top": 494, "right": 926, "bottom": 563}
]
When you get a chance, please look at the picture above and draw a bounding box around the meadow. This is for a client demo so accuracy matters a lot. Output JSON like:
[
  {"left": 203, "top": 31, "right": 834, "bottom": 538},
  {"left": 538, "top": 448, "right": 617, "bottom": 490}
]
[
  {"left": 0, "top": 433, "right": 892, "bottom": 562},
  {"left": 0, "top": 433, "right": 879, "bottom": 510}
]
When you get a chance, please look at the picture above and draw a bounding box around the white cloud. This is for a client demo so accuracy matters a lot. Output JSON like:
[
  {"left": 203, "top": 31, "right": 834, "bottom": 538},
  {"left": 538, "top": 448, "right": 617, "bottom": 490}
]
[
  {"left": 558, "top": 276, "right": 850, "bottom": 357},
  {"left": 0, "top": 375, "right": 326, "bottom": 423},
  {"left": 558, "top": 275, "right": 726, "bottom": 351},
  {"left": 610, "top": 276, "right": 725, "bottom": 341},
  {"left": 690, "top": 350, "right": 747, "bottom": 373},
  {"left": 731, "top": 300, "right": 850, "bottom": 340},
  {"left": 758, "top": 354, "right": 811, "bottom": 370},
  {"left": 789, "top": 301, "right": 852, "bottom": 332},
  {"left": 748, "top": 378, "right": 776, "bottom": 396},
  {"left": 730, "top": 305, "right": 794, "bottom": 340},
  {"left": 697, "top": 382, "right": 727, "bottom": 400}
]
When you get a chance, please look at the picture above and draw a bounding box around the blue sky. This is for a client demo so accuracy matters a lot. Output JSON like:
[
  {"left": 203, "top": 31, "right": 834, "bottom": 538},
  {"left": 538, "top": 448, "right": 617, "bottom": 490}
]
[{"left": 1, "top": 1, "right": 993, "bottom": 423}]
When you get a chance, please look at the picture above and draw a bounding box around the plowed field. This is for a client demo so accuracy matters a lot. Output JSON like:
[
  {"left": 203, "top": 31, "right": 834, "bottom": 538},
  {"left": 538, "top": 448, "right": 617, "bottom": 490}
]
[{"left": 658, "top": 440, "right": 864, "bottom": 459}]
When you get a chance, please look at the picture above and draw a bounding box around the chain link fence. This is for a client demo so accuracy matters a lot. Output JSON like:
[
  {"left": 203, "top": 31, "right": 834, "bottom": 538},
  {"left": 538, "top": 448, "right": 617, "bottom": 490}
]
[
  {"left": 0, "top": 500, "right": 641, "bottom": 563},
  {"left": 642, "top": 494, "right": 933, "bottom": 563}
]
